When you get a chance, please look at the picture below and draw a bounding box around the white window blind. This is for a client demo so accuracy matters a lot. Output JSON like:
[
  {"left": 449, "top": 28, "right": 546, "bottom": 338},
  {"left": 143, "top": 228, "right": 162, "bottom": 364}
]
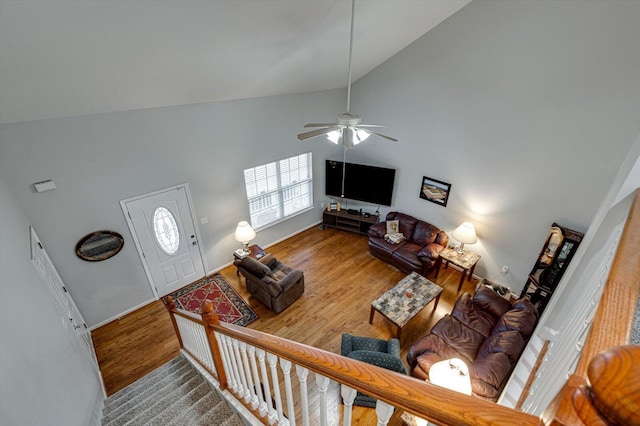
[{"left": 243, "top": 152, "right": 313, "bottom": 229}]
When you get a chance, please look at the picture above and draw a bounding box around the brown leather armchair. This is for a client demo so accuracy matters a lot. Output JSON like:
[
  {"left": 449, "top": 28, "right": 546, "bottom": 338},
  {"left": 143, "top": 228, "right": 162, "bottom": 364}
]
[{"left": 234, "top": 254, "right": 304, "bottom": 313}]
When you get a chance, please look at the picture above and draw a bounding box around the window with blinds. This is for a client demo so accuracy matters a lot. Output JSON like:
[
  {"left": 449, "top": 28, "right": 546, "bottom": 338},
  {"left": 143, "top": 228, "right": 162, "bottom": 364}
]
[{"left": 243, "top": 152, "right": 313, "bottom": 229}]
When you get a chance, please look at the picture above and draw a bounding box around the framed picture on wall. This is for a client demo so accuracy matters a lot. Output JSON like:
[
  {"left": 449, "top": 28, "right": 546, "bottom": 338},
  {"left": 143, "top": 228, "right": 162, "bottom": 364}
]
[{"left": 419, "top": 176, "right": 451, "bottom": 207}]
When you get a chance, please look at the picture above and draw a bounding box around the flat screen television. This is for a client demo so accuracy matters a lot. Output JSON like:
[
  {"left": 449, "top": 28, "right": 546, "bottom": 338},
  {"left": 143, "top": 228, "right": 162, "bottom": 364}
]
[{"left": 325, "top": 160, "right": 395, "bottom": 206}]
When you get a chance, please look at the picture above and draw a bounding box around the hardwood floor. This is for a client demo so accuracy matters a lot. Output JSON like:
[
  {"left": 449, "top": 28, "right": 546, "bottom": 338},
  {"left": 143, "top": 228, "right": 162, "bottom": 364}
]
[{"left": 92, "top": 225, "right": 479, "bottom": 424}]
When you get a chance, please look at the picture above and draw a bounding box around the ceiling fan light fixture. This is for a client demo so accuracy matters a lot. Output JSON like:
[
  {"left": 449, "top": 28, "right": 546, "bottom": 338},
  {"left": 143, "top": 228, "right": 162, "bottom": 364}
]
[
  {"left": 327, "top": 130, "right": 342, "bottom": 144},
  {"left": 356, "top": 128, "right": 370, "bottom": 142},
  {"left": 297, "top": 0, "right": 396, "bottom": 147}
]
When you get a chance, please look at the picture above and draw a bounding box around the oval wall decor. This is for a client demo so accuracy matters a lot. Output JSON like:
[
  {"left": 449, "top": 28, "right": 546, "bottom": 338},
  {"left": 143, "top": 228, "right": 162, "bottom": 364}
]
[{"left": 76, "top": 230, "right": 124, "bottom": 262}]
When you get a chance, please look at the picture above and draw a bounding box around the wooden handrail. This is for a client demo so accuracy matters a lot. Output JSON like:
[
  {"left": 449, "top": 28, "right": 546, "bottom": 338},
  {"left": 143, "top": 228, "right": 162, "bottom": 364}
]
[
  {"left": 164, "top": 295, "right": 540, "bottom": 424},
  {"left": 516, "top": 339, "right": 550, "bottom": 410},
  {"left": 544, "top": 188, "right": 640, "bottom": 425},
  {"left": 205, "top": 316, "right": 540, "bottom": 426},
  {"left": 576, "top": 188, "right": 640, "bottom": 374}
]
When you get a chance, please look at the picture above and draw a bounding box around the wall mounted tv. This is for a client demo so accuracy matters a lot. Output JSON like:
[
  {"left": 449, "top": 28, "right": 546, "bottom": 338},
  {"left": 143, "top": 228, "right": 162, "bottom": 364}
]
[{"left": 325, "top": 160, "right": 396, "bottom": 206}]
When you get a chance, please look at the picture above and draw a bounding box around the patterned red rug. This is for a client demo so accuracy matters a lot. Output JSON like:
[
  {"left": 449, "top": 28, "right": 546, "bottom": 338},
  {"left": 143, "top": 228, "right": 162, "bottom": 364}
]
[{"left": 164, "top": 274, "right": 257, "bottom": 326}]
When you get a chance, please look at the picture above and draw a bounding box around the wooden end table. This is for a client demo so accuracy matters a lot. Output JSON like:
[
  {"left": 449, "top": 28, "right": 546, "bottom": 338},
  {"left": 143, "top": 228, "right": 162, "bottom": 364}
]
[
  {"left": 434, "top": 247, "right": 480, "bottom": 292},
  {"left": 369, "top": 272, "right": 443, "bottom": 340},
  {"left": 234, "top": 244, "right": 266, "bottom": 275}
]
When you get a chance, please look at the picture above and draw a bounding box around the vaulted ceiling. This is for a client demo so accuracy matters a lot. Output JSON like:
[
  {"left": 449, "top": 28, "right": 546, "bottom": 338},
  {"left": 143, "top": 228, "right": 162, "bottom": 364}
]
[{"left": 0, "top": 0, "right": 470, "bottom": 124}]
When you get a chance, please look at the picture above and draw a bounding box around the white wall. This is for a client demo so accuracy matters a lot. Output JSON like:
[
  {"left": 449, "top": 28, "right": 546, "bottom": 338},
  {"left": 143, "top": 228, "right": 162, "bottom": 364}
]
[
  {"left": 0, "top": 176, "right": 103, "bottom": 426},
  {"left": 349, "top": 0, "right": 640, "bottom": 291},
  {"left": 1, "top": 0, "right": 640, "bottom": 329},
  {"left": 0, "top": 90, "right": 344, "bottom": 327}
]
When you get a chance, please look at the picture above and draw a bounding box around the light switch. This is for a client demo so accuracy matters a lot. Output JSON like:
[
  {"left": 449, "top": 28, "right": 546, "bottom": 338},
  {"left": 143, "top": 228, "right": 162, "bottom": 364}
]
[{"left": 33, "top": 180, "right": 56, "bottom": 193}]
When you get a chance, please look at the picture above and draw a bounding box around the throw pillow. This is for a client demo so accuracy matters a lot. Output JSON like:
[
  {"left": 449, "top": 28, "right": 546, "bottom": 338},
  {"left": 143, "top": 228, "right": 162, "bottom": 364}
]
[{"left": 386, "top": 219, "right": 399, "bottom": 234}]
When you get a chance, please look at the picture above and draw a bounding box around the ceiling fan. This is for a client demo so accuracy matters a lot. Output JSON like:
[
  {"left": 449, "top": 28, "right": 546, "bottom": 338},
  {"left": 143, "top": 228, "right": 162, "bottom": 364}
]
[{"left": 297, "top": 0, "right": 397, "bottom": 148}]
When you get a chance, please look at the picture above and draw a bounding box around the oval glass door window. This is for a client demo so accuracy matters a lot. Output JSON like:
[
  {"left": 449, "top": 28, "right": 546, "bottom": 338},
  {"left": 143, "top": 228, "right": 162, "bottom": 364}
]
[{"left": 153, "top": 207, "right": 180, "bottom": 254}]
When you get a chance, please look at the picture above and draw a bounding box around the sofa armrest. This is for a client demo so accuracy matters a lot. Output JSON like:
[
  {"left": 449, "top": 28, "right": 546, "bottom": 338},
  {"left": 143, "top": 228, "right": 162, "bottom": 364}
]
[
  {"left": 367, "top": 221, "right": 387, "bottom": 238},
  {"left": 435, "top": 230, "right": 449, "bottom": 248},
  {"left": 386, "top": 338, "right": 401, "bottom": 358},
  {"left": 417, "top": 243, "right": 444, "bottom": 262},
  {"left": 259, "top": 276, "right": 284, "bottom": 297},
  {"left": 278, "top": 269, "right": 303, "bottom": 292},
  {"left": 348, "top": 350, "right": 407, "bottom": 374}
]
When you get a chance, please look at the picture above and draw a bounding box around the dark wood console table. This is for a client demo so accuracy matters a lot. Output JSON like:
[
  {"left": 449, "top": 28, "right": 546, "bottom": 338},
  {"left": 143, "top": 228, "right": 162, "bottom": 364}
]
[{"left": 322, "top": 210, "right": 379, "bottom": 234}]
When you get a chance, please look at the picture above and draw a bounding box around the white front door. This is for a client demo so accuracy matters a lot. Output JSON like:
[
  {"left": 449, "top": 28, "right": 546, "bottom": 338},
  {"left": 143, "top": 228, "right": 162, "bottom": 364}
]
[{"left": 122, "top": 185, "right": 206, "bottom": 297}]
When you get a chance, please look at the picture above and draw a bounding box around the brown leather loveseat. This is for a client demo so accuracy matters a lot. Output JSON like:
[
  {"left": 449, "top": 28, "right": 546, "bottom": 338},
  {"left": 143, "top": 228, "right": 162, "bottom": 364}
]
[
  {"left": 367, "top": 212, "right": 448, "bottom": 276},
  {"left": 407, "top": 286, "right": 538, "bottom": 400}
]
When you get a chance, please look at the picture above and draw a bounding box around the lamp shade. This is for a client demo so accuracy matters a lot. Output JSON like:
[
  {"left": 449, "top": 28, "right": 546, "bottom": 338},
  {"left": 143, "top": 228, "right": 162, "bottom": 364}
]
[
  {"left": 234, "top": 221, "right": 256, "bottom": 244},
  {"left": 428, "top": 358, "right": 472, "bottom": 395},
  {"left": 452, "top": 222, "right": 477, "bottom": 245},
  {"left": 326, "top": 127, "right": 370, "bottom": 148}
]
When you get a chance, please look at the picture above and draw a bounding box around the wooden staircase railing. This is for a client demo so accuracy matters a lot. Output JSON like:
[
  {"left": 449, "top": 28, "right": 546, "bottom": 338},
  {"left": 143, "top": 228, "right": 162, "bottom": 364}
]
[
  {"left": 165, "top": 297, "right": 541, "bottom": 426},
  {"left": 543, "top": 188, "right": 640, "bottom": 425}
]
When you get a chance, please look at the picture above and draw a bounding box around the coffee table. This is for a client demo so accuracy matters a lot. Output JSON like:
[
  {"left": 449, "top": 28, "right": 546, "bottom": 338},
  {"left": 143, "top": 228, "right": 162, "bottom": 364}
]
[{"left": 369, "top": 272, "right": 443, "bottom": 340}]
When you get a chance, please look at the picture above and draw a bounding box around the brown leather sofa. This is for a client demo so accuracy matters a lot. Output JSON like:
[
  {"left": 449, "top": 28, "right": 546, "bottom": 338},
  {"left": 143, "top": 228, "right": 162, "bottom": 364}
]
[
  {"left": 367, "top": 212, "right": 448, "bottom": 276},
  {"left": 234, "top": 254, "right": 304, "bottom": 313},
  {"left": 407, "top": 286, "right": 538, "bottom": 400}
]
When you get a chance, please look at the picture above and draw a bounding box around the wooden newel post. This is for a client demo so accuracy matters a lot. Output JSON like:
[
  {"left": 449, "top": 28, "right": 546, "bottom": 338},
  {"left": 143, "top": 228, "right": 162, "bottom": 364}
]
[
  {"left": 201, "top": 300, "right": 228, "bottom": 390},
  {"left": 163, "top": 296, "right": 183, "bottom": 348}
]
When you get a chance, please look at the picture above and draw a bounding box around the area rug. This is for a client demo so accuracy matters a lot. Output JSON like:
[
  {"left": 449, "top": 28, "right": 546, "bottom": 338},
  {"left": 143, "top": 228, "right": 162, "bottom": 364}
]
[{"left": 165, "top": 274, "right": 257, "bottom": 326}]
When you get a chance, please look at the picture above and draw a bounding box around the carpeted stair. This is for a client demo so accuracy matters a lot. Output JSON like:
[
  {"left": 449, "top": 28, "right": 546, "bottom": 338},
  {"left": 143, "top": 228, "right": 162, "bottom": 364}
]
[{"left": 102, "top": 356, "right": 245, "bottom": 426}]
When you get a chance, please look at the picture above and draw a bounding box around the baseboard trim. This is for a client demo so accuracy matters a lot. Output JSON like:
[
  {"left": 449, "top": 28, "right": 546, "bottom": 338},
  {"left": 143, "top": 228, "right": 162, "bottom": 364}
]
[
  {"left": 206, "top": 221, "right": 322, "bottom": 276},
  {"left": 89, "top": 298, "right": 156, "bottom": 330}
]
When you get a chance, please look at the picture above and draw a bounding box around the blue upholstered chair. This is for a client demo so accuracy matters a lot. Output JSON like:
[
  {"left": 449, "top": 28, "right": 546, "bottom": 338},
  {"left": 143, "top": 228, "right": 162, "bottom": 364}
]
[{"left": 340, "top": 333, "right": 407, "bottom": 408}]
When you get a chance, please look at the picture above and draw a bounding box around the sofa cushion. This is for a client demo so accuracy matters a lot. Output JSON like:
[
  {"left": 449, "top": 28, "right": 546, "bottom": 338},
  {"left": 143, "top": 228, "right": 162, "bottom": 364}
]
[
  {"left": 477, "top": 331, "right": 525, "bottom": 363},
  {"left": 411, "top": 221, "right": 439, "bottom": 247},
  {"left": 512, "top": 299, "right": 540, "bottom": 318},
  {"left": 259, "top": 253, "right": 277, "bottom": 267},
  {"left": 240, "top": 256, "right": 271, "bottom": 278},
  {"left": 391, "top": 242, "right": 423, "bottom": 269},
  {"left": 451, "top": 292, "right": 498, "bottom": 337},
  {"left": 470, "top": 352, "right": 512, "bottom": 400},
  {"left": 386, "top": 212, "right": 418, "bottom": 241},
  {"left": 473, "top": 286, "right": 512, "bottom": 319},
  {"left": 368, "top": 237, "right": 402, "bottom": 262},
  {"left": 492, "top": 307, "right": 538, "bottom": 338},
  {"left": 430, "top": 315, "right": 485, "bottom": 362}
]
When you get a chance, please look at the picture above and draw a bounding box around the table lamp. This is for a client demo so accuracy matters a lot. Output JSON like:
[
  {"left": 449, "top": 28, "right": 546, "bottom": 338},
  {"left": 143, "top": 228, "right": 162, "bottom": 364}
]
[
  {"left": 452, "top": 222, "right": 477, "bottom": 254},
  {"left": 234, "top": 221, "right": 256, "bottom": 255},
  {"left": 428, "top": 358, "right": 472, "bottom": 395}
]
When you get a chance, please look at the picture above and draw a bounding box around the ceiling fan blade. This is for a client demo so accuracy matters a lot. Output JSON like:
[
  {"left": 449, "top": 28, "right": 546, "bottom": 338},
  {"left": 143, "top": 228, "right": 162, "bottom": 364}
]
[
  {"left": 357, "top": 124, "right": 388, "bottom": 128},
  {"left": 371, "top": 132, "right": 398, "bottom": 142},
  {"left": 297, "top": 127, "right": 337, "bottom": 140},
  {"left": 303, "top": 123, "right": 336, "bottom": 128}
]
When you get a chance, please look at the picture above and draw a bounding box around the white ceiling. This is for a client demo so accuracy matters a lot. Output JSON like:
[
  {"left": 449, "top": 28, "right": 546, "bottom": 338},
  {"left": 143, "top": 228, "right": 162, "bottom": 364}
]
[{"left": 0, "top": 0, "right": 470, "bottom": 125}]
